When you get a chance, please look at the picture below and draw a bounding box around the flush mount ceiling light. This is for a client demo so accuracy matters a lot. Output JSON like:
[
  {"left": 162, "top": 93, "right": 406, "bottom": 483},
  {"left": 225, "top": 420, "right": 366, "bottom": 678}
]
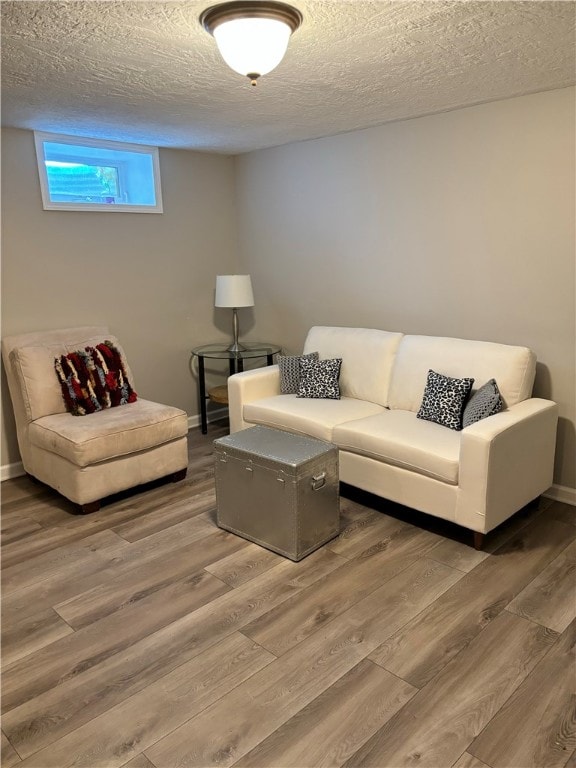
[{"left": 200, "top": 1, "right": 303, "bottom": 86}]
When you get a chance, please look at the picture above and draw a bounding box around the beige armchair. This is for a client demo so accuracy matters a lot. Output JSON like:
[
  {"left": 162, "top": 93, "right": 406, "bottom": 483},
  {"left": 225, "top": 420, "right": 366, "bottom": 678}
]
[{"left": 2, "top": 326, "right": 189, "bottom": 513}]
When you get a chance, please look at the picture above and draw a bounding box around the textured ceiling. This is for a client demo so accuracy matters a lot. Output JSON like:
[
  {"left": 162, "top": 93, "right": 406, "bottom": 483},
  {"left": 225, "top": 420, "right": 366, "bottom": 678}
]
[{"left": 1, "top": 1, "right": 574, "bottom": 154}]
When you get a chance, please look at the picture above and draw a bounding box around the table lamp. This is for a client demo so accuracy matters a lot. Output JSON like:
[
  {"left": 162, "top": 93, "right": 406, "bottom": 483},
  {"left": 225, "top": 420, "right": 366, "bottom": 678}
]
[{"left": 215, "top": 274, "right": 254, "bottom": 352}]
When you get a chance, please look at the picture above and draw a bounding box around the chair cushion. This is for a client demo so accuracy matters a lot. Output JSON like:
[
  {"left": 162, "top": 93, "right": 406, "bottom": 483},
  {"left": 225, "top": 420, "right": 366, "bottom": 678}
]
[
  {"left": 333, "top": 409, "right": 462, "bottom": 484},
  {"left": 29, "top": 399, "right": 188, "bottom": 467},
  {"left": 243, "top": 395, "right": 385, "bottom": 442},
  {"left": 9, "top": 332, "right": 133, "bottom": 422}
]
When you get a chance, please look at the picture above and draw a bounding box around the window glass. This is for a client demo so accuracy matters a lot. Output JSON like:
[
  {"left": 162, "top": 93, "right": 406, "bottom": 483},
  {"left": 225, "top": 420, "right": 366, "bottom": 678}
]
[{"left": 34, "top": 133, "right": 163, "bottom": 213}]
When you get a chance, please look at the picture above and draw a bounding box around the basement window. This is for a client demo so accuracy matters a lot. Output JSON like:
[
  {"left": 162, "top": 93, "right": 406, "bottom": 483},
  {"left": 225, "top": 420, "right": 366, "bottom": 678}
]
[{"left": 34, "top": 132, "right": 163, "bottom": 213}]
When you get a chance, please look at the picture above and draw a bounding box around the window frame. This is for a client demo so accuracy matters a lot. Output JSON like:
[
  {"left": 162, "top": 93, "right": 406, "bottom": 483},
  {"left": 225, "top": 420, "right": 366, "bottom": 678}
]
[{"left": 34, "top": 132, "right": 164, "bottom": 213}]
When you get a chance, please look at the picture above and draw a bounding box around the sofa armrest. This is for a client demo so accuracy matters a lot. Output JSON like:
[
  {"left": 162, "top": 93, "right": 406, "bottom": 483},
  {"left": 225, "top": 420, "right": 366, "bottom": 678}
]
[
  {"left": 227, "top": 365, "right": 281, "bottom": 433},
  {"left": 457, "top": 398, "right": 558, "bottom": 533}
]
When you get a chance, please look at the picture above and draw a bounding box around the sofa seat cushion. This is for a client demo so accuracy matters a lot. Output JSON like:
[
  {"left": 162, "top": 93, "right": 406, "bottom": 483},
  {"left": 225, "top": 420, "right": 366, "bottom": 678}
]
[
  {"left": 29, "top": 399, "right": 188, "bottom": 468},
  {"left": 243, "top": 395, "right": 385, "bottom": 442},
  {"left": 333, "top": 409, "right": 461, "bottom": 484}
]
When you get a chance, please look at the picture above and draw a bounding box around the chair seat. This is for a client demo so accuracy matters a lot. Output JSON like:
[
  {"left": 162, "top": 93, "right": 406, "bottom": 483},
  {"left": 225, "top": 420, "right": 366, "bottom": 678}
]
[{"left": 29, "top": 399, "right": 188, "bottom": 468}]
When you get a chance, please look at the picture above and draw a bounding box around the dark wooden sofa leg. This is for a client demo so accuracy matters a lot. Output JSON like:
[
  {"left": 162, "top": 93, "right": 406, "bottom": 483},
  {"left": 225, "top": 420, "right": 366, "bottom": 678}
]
[
  {"left": 77, "top": 500, "right": 101, "bottom": 515},
  {"left": 171, "top": 468, "right": 187, "bottom": 483},
  {"left": 473, "top": 531, "right": 485, "bottom": 551}
]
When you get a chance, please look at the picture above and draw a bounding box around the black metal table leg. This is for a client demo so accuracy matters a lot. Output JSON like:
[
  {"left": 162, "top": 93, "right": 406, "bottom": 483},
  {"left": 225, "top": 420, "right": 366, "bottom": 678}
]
[{"left": 198, "top": 355, "right": 207, "bottom": 435}]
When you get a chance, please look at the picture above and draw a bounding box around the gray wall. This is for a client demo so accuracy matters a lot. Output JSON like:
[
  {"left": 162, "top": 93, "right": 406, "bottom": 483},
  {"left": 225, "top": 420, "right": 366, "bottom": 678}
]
[
  {"left": 1, "top": 127, "right": 238, "bottom": 468},
  {"left": 234, "top": 88, "right": 576, "bottom": 491},
  {"left": 3, "top": 88, "right": 575, "bottom": 493}
]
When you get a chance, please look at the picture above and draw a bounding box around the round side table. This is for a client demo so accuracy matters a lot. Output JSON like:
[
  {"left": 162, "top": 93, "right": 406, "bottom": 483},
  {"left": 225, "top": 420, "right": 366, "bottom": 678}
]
[{"left": 191, "top": 342, "right": 281, "bottom": 433}]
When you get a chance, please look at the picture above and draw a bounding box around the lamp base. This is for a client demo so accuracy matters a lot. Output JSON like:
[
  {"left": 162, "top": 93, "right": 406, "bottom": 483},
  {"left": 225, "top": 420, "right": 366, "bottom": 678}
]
[
  {"left": 227, "top": 341, "right": 247, "bottom": 353},
  {"left": 227, "top": 307, "right": 247, "bottom": 353}
]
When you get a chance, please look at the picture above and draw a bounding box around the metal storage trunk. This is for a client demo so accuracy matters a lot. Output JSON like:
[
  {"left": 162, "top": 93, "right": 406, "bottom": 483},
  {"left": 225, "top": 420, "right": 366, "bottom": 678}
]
[{"left": 214, "top": 426, "right": 340, "bottom": 561}]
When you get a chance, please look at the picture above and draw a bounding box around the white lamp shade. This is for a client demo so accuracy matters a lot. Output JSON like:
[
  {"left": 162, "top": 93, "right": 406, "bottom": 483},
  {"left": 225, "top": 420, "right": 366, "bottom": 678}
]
[
  {"left": 215, "top": 274, "right": 254, "bottom": 308},
  {"left": 213, "top": 17, "right": 292, "bottom": 77}
]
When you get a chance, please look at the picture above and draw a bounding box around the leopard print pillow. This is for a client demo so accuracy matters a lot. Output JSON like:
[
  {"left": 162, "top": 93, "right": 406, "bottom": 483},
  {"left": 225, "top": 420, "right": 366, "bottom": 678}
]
[
  {"left": 297, "top": 357, "right": 342, "bottom": 400},
  {"left": 417, "top": 369, "right": 474, "bottom": 430}
]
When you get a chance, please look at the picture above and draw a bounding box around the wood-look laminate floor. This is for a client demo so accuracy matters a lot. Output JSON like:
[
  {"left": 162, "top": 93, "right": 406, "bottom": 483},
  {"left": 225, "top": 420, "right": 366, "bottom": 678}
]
[{"left": 1, "top": 422, "right": 575, "bottom": 768}]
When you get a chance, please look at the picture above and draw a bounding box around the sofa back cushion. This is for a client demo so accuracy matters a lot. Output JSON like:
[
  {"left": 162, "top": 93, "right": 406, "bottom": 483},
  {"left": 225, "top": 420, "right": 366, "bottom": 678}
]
[
  {"left": 303, "top": 326, "right": 403, "bottom": 407},
  {"left": 4, "top": 327, "right": 134, "bottom": 423},
  {"left": 388, "top": 335, "right": 536, "bottom": 412}
]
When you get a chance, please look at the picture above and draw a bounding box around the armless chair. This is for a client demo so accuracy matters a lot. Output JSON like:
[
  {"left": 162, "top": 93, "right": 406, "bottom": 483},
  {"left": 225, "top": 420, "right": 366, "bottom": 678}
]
[{"left": 2, "top": 326, "right": 189, "bottom": 513}]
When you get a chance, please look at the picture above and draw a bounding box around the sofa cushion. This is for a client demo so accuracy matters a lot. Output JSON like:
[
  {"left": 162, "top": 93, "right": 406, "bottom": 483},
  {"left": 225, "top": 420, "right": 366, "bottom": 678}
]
[
  {"left": 297, "top": 357, "right": 342, "bottom": 400},
  {"left": 333, "top": 410, "right": 461, "bottom": 484},
  {"left": 243, "top": 395, "right": 385, "bottom": 442},
  {"left": 463, "top": 378, "right": 503, "bottom": 428},
  {"left": 303, "top": 327, "right": 403, "bottom": 407},
  {"left": 417, "top": 370, "right": 474, "bottom": 431},
  {"left": 388, "top": 335, "right": 536, "bottom": 412},
  {"left": 278, "top": 352, "right": 319, "bottom": 394},
  {"left": 29, "top": 399, "right": 188, "bottom": 468}
]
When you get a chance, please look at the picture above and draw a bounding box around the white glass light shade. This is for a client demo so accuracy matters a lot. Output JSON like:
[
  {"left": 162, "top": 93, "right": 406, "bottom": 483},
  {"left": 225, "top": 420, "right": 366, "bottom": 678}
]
[
  {"left": 213, "top": 17, "right": 291, "bottom": 77},
  {"left": 215, "top": 274, "right": 254, "bottom": 307}
]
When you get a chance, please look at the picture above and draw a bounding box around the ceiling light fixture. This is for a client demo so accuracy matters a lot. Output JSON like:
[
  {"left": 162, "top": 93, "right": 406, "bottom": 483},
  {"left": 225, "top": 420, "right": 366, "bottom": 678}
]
[{"left": 200, "top": 1, "right": 303, "bottom": 86}]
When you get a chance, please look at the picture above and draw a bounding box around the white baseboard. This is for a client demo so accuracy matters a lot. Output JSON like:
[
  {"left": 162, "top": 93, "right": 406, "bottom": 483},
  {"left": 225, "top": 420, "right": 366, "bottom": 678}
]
[
  {"left": 543, "top": 484, "right": 576, "bottom": 506},
  {"left": 187, "top": 407, "right": 228, "bottom": 431},
  {"left": 1, "top": 461, "right": 25, "bottom": 482}
]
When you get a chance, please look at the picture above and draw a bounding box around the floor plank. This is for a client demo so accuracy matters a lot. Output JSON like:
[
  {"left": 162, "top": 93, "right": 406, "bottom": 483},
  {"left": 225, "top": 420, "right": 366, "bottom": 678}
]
[
  {"left": 120, "top": 755, "right": 156, "bottom": 768},
  {"left": 506, "top": 538, "right": 576, "bottom": 632},
  {"left": 451, "top": 753, "right": 493, "bottom": 768},
  {"left": 1, "top": 427, "right": 573, "bottom": 768},
  {"left": 1, "top": 732, "right": 22, "bottom": 767},
  {"left": 2, "top": 550, "right": 336, "bottom": 754},
  {"left": 547, "top": 501, "right": 576, "bottom": 527},
  {"left": 345, "top": 611, "right": 558, "bottom": 768},
  {"left": 111, "top": 484, "right": 216, "bottom": 542},
  {"left": 233, "top": 659, "right": 416, "bottom": 767},
  {"left": 0, "top": 516, "right": 43, "bottom": 545},
  {"left": 469, "top": 618, "right": 576, "bottom": 768},
  {"left": 145, "top": 557, "right": 460, "bottom": 768},
  {"left": 16, "top": 633, "right": 274, "bottom": 767},
  {"left": 53, "top": 530, "right": 246, "bottom": 629},
  {"left": 1, "top": 529, "right": 129, "bottom": 594},
  {"left": 1, "top": 567, "right": 230, "bottom": 714},
  {"left": 367, "top": 513, "right": 575, "bottom": 688},
  {"left": 1, "top": 607, "right": 74, "bottom": 666},
  {"left": 242, "top": 525, "right": 439, "bottom": 657},
  {"left": 204, "top": 542, "right": 285, "bottom": 587}
]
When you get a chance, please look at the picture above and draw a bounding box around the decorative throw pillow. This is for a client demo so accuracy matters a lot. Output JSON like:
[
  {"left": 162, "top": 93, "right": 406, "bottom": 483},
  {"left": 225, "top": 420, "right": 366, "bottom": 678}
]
[
  {"left": 417, "top": 369, "right": 474, "bottom": 431},
  {"left": 297, "top": 357, "right": 342, "bottom": 400},
  {"left": 278, "top": 351, "right": 319, "bottom": 394},
  {"left": 55, "top": 340, "right": 137, "bottom": 416},
  {"left": 463, "top": 378, "right": 503, "bottom": 428}
]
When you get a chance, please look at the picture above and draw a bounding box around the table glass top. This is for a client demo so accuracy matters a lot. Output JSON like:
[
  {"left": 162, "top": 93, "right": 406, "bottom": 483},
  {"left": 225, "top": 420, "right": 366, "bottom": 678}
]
[{"left": 191, "top": 341, "right": 281, "bottom": 360}]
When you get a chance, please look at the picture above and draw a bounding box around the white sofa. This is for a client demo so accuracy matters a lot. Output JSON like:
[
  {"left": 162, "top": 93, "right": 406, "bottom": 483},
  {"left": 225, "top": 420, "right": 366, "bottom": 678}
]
[{"left": 228, "top": 326, "right": 558, "bottom": 548}]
